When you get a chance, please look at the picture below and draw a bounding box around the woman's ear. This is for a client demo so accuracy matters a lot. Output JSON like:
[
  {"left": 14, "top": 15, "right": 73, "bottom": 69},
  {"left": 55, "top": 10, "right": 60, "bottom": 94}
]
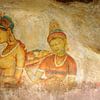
[
  {"left": 64, "top": 38, "right": 67, "bottom": 46},
  {"left": 65, "top": 38, "right": 69, "bottom": 51}
]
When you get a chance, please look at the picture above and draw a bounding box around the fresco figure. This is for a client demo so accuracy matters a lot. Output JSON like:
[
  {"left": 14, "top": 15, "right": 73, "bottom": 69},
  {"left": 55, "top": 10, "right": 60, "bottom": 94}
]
[
  {"left": 0, "top": 15, "right": 26, "bottom": 87},
  {"left": 32, "top": 20, "right": 77, "bottom": 90}
]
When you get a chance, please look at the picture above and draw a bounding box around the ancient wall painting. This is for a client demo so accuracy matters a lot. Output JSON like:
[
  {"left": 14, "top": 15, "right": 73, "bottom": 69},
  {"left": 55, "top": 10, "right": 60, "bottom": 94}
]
[
  {"left": 0, "top": 14, "right": 77, "bottom": 91},
  {"left": 0, "top": 0, "right": 100, "bottom": 99}
]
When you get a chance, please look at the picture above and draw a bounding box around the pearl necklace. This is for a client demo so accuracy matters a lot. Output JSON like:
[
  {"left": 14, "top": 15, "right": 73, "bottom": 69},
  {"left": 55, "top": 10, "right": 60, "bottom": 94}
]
[{"left": 54, "top": 55, "right": 67, "bottom": 67}]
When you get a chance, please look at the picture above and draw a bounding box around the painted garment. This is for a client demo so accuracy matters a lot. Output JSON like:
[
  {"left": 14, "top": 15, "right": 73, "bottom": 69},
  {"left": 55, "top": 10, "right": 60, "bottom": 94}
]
[
  {"left": 39, "top": 54, "right": 77, "bottom": 79},
  {"left": 0, "top": 40, "right": 25, "bottom": 79}
]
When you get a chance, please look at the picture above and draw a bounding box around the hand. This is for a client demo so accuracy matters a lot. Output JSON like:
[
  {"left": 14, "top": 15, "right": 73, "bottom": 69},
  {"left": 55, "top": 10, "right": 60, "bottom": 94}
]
[
  {"left": 62, "top": 80, "right": 77, "bottom": 90},
  {"left": 3, "top": 77, "right": 18, "bottom": 88}
]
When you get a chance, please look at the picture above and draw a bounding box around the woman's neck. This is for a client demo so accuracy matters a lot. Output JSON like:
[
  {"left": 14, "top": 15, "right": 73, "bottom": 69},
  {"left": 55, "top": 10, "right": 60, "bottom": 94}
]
[
  {"left": 54, "top": 54, "right": 68, "bottom": 67},
  {"left": 56, "top": 50, "right": 66, "bottom": 57},
  {"left": 7, "top": 39, "right": 18, "bottom": 46}
]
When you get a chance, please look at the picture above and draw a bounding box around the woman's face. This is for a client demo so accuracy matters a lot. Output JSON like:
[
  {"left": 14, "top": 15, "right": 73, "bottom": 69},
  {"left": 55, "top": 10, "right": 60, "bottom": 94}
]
[
  {"left": 49, "top": 37, "right": 67, "bottom": 56},
  {"left": 0, "top": 28, "right": 8, "bottom": 44}
]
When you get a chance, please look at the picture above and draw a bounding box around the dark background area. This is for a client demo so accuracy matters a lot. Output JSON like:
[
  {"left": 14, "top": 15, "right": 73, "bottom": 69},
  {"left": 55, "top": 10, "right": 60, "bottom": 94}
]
[{"left": 56, "top": 0, "right": 93, "bottom": 3}]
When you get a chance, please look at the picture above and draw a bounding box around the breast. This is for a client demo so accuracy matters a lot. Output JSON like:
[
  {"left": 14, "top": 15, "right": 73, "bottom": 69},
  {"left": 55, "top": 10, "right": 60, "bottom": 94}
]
[{"left": 0, "top": 53, "right": 16, "bottom": 69}]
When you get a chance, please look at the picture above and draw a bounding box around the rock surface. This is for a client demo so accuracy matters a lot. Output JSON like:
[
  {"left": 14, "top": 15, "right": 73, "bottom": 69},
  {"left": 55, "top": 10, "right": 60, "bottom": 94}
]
[{"left": 0, "top": 0, "right": 100, "bottom": 99}]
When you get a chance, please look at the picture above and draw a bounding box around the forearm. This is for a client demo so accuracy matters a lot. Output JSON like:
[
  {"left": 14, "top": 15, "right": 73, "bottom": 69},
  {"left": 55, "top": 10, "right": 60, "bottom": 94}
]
[{"left": 14, "top": 67, "right": 24, "bottom": 82}]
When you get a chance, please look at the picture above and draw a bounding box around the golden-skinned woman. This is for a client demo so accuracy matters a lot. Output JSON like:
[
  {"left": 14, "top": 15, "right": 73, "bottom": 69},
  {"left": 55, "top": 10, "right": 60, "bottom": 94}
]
[
  {"left": 0, "top": 15, "right": 26, "bottom": 87},
  {"left": 32, "top": 20, "right": 77, "bottom": 91}
]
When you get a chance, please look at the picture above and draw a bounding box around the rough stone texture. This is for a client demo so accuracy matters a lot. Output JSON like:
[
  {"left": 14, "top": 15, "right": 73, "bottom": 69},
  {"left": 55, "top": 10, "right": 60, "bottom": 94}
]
[{"left": 0, "top": 0, "right": 100, "bottom": 99}]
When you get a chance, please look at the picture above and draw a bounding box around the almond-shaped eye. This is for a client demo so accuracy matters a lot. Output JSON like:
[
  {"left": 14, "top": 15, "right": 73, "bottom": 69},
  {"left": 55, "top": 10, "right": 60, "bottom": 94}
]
[{"left": 0, "top": 27, "right": 7, "bottom": 31}]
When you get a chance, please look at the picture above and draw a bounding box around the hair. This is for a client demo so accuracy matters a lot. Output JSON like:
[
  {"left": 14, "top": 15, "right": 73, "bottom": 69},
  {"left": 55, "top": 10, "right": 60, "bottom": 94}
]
[
  {"left": 0, "top": 15, "right": 14, "bottom": 32},
  {"left": 47, "top": 32, "right": 67, "bottom": 43}
]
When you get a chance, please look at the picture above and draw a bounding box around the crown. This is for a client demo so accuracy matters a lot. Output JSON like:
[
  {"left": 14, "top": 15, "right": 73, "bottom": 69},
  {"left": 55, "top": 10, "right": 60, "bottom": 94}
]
[{"left": 49, "top": 19, "right": 62, "bottom": 34}]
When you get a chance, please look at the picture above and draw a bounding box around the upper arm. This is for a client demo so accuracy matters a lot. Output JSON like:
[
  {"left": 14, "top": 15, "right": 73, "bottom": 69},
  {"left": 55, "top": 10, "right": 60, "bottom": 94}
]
[
  {"left": 68, "top": 56, "right": 77, "bottom": 75},
  {"left": 39, "top": 58, "right": 47, "bottom": 71},
  {"left": 35, "top": 58, "right": 48, "bottom": 79}
]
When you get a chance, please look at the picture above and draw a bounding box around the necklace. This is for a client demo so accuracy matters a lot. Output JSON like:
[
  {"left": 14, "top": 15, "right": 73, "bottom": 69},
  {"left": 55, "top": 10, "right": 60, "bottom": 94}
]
[
  {"left": 1, "top": 43, "right": 19, "bottom": 57},
  {"left": 54, "top": 55, "right": 67, "bottom": 67}
]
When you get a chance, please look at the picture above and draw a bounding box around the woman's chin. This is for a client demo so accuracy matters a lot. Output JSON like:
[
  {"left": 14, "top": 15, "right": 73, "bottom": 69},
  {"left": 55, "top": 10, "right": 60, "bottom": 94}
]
[{"left": 55, "top": 52, "right": 65, "bottom": 56}]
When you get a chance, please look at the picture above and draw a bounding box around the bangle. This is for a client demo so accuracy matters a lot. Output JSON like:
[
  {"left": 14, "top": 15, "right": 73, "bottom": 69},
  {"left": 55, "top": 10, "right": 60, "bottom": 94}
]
[
  {"left": 16, "top": 67, "right": 24, "bottom": 70},
  {"left": 37, "top": 69, "right": 44, "bottom": 73}
]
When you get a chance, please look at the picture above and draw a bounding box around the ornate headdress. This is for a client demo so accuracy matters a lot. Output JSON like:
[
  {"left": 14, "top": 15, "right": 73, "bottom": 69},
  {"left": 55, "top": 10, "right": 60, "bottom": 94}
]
[
  {"left": 0, "top": 12, "right": 14, "bottom": 32},
  {"left": 47, "top": 19, "right": 67, "bottom": 43}
]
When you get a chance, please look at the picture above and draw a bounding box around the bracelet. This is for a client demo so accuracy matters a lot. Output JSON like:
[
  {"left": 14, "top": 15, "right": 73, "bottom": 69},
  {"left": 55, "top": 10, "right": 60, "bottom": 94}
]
[
  {"left": 37, "top": 69, "right": 44, "bottom": 73},
  {"left": 64, "top": 75, "right": 76, "bottom": 81},
  {"left": 66, "top": 75, "right": 76, "bottom": 78},
  {"left": 16, "top": 67, "right": 24, "bottom": 70}
]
